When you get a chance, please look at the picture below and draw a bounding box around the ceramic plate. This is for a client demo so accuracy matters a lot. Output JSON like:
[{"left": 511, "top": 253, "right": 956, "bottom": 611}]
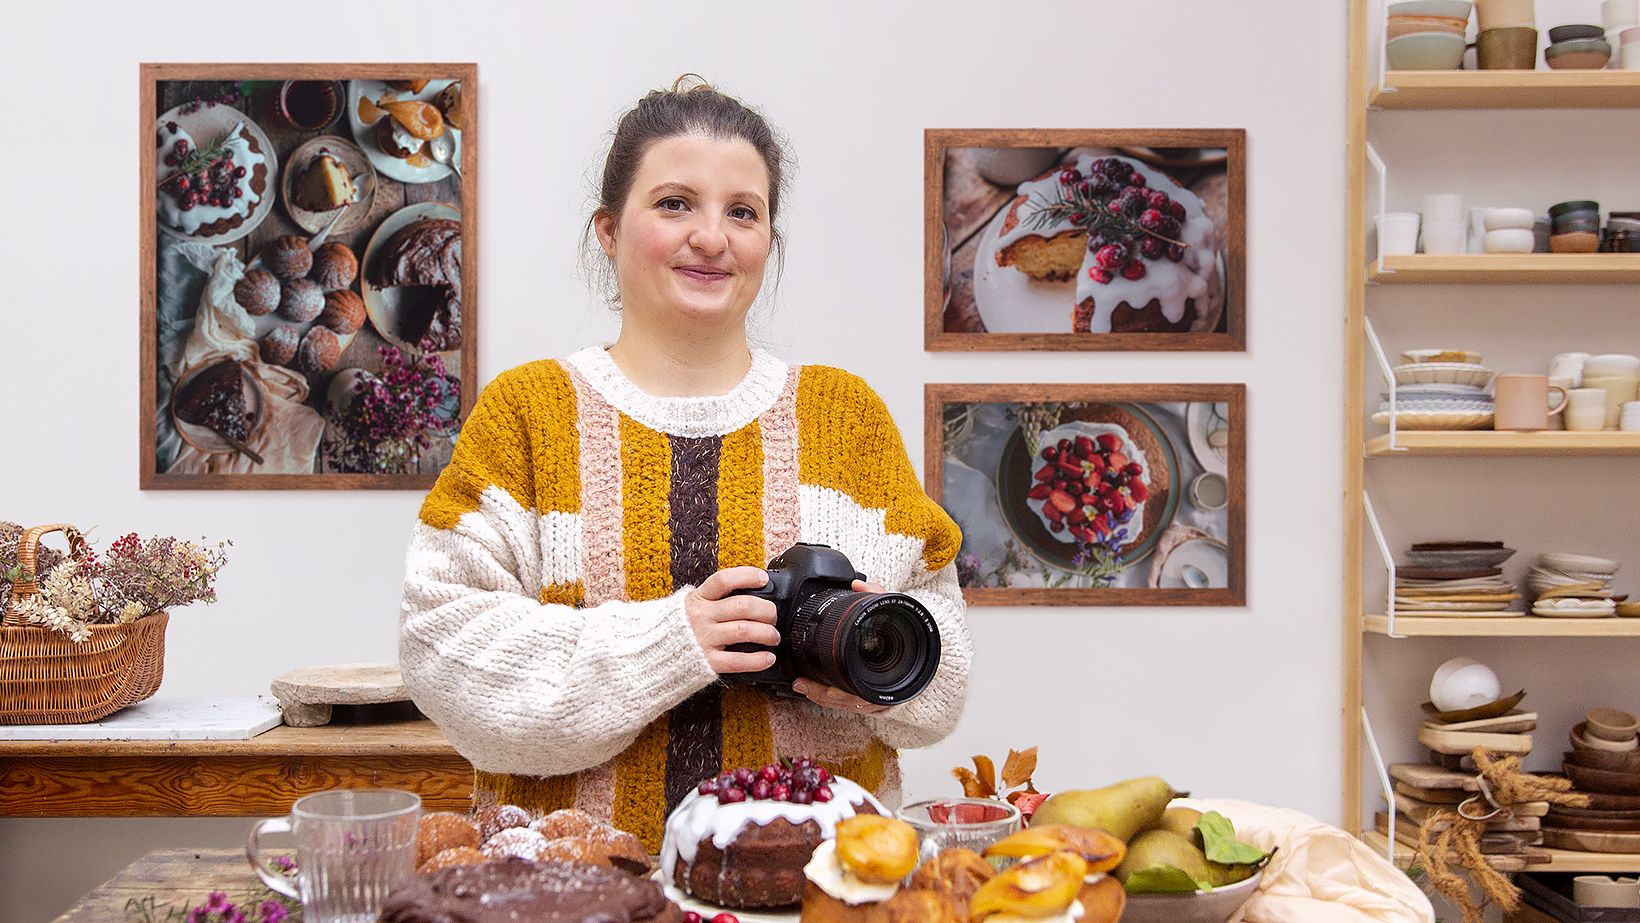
[
  {"left": 360, "top": 201, "right": 461, "bottom": 357},
  {"left": 1372, "top": 409, "right": 1494, "bottom": 430},
  {"left": 1391, "top": 362, "right": 1494, "bottom": 388},
  {"left": 656, "top": 876, "right": 798, "bottom": 923},
  {"left": 1405, "top": 547, "right": 1517, "bottom": 569},
  {"left": 346, "top": 79, "right": 462, "bottom": 184},
  {"left": 1540, "top": 552, "right": 1621, "bottom": 574},
  {"left": 1158, "top": 537, "right": 1231, "bottom": 589},
  {"left": 1186, "top": 401, "right": 1229, "bottom": 476},
  {"left": 280, "top": 135, "right": 378, "bottom": 236},
  {"left": 155, "top": 103, "right": 279, "bottom": 245},
  {"left": 1422, "top": 690, "right": 1528, "bottom": 723}
]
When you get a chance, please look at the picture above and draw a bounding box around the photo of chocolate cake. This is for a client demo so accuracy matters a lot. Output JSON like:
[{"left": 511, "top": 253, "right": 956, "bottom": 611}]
[{"left": 368, "top": 216, "right": 462, "bottom": 353}]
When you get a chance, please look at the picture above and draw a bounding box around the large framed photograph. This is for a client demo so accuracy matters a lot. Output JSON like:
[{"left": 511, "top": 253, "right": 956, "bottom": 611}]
[
  {"left": 926, "top": 129, "right": 1245, "bottom": 352},
  {"left": 926, "top": 384, "right": 1245, "bottom": 606},
  {"left": 140, "top": 63, "right": 477, "bottom": 489}
]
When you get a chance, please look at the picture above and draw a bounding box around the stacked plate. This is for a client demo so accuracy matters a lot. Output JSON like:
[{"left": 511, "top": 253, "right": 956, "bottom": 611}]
[
  {"left": 1529, "top": 552, "right": 1623, "bottom": 618},
  {"left": 1375, "top": 361, "right": 1496, "bottom": 430},
  {"left": 1394, "top": 542, "right": 1519, "bottom": 615}
]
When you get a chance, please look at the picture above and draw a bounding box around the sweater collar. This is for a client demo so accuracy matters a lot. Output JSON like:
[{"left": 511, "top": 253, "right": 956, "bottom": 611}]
[{"left": 563, "top": 344, "right": 790, "bottom": 438}]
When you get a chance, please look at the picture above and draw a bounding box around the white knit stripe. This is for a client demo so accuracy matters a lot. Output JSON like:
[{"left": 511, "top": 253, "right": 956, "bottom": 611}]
[
  {"left": 538, "top": 510, "right": 583, "bottom": 589},
  {"left": 760, "top": 367, "right": 803, "bottom": 563},
  {"left": 563, "top": 345, "right": 789, "bottom": 439},
  {"left": 564, "top": 364, "right": 626, "bottom": 606},
  {"left": 453, "top": 487, "right": 542, "bottom": 599},
  {"left": 795, "top": 484, "right": 928, "bottom": 587}
]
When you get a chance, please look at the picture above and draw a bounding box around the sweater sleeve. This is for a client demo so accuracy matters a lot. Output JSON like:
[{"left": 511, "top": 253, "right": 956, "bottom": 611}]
[{"left": 400, "top": 369, "right": 719, "bottom": 777}]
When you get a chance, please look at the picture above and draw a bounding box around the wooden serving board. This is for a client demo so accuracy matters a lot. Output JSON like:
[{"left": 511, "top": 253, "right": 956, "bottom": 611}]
[
  {"left": 1391, "top": 762, "right": 1482, "bottom": 791},
  {"left": 1429, "top": 711, "right": 1538, "bottom": 734},
  {"left": 1374, "top": 815, "right": 1542, "bottom": 870},
  {"left": 1386, "top": 794, "right": 1543, "bottom": 830},
  {"left": 269, "top": 663, "right": 408, "bottom": 727},
  {"left": 1419, "top": 725, "right": 1533, "bottom": 756},
  {"left": 1542, "top": 827, "right": 1640, "bottom": 853},
  {"left": 1396, "top": 781, "right": 1468, "bottom": 804}
]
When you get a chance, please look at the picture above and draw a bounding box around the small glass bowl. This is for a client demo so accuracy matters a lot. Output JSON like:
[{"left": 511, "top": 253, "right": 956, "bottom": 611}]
[{"left": 896, "top": 798, "right": 1022, "bottom": 867}]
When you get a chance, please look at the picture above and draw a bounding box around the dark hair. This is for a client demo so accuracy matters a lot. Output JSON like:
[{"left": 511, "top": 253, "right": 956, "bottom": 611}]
[{"left": 584, "top": 74, "right": 791, "bottom": 304}]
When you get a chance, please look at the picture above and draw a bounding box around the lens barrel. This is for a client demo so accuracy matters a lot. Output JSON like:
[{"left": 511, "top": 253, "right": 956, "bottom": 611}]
[{"left": 789, "top": 589, "right": 940, "bottom": 705}]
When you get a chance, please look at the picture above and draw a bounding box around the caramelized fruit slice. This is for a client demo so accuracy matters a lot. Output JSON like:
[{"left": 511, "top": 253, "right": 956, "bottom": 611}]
[
  {"left": 835, "top": 814, "right": 919, "bottom": 884},
  {"left": 380, "top": 100, "right": 444, "bottom": 141},
  {"left": 357, "top": 95, "right": 385, "bottom": 125},
  {"left": 1077, "top": 875, "right": 1128, "bottom": 923},
  {"left": 970, "top": 851, "right": 1089, "bottom": 919},
  {"left": 984, "top": 824, "right": 1126, "bottom": 874}
]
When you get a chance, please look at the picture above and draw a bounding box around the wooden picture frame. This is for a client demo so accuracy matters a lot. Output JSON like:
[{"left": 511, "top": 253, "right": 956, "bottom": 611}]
[
  {"left": 926, "top": 383, "right": 1246, "bottom": 606},
  {"left": 140, "top": 63, "right": 478, "bottom": 489},
  {"left": 926, "top": 128, "right": 1246, "bottom": 352}
]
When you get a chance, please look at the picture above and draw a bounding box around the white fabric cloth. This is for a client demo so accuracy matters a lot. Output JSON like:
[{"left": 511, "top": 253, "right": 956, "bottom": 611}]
[{"left": 1175, "top": 798, "right": 1435, "bottom": 923}]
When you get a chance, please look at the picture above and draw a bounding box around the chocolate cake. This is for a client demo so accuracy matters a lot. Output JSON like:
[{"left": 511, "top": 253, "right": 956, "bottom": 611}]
[
  {"left": 369, "top": 217, "right": 461, "bottom": 353},
  {"left": 379, "top": 858, "right": 684, "bottom": 923},
  {"left": 173, "top": 360, "right": 252, "bottom": 444}
]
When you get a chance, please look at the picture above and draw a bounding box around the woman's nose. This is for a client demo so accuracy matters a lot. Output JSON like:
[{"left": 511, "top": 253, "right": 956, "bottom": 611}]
[{"left": 688, "top": 216, "right": 729, "bottom": 257}]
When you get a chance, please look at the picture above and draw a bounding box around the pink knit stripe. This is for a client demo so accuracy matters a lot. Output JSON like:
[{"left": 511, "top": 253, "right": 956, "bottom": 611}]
[
  {"left": 759, "top": 366, "right": 802, "bottom": 563},
  {"left": 767, "top": 698, "right": 874, "bottom": 766},
  {"left": 564, "top": 363, "right": 626, "bottom": 606},
  {"left": 572, "top": 758, "right": 619, "bottom": 824}
]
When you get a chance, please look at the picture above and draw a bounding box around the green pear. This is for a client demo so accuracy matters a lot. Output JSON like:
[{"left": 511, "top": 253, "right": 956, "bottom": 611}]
[
  {"left": 1115, "top": 829, "right": 1212, "bottom": 892},
  {"left": 1029, "top": 777, "right": 1178, "bottom": 843},
  {"left": 1205, "top": 858, "right": 1258, "bottom": 888},
  {"left": 1154, "top": 806, "right": 1205, "bottom": 844}
]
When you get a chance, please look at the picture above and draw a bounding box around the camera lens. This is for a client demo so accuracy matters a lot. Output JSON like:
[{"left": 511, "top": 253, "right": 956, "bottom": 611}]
[{"left": 790, "top": 589, "right": 940, "bottom": 705}]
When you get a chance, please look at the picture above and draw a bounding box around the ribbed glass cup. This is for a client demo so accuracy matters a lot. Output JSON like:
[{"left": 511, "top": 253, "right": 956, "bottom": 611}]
[{"left": 248, "top": 788, "right": 421, "bottom": 923}]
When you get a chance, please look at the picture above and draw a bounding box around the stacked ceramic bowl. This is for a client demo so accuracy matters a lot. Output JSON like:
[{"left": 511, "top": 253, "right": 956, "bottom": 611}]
[
  {"left": 1482, "top": 207, "right": 1535, "bottom": 254},
  {"left": 1546, "top": 23, "right": 1614, "bottom": 68},
  {"left": 1376, "top": 349, "right": 1495, "bottom": 430},
  {"left": 1386, "top": 0, "right": 1472, "bottom": 70},
  {"left": 1529, "top": 552, "right": 1622, "bottom": 617}
]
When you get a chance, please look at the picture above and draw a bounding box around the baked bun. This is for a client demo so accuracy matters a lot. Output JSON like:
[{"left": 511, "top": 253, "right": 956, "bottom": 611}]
[
  {"left": 530, "top": 808, "right": 604, "bottom": 840},
  {"left": 474, "top": 804, "right": 533, "bottom": 841},
  {"left": 480, "top": 827, "right": 550, "bottom": 861},
  {"left": 417, "top": 812, "right": 482, "bottom": 866},
  {"left": 258, "top": 325, "right": 300, "bottom": 366},
  {"left": 295, "top": 326, "right": 341, "bottom": 374},
  {"left": 277, "top": 277, "right": 324, "bottom": 323},
  {"left": 264, "top": 235, "right": 313, "bottom": 280},
  {"left": 233, "top": 269, "right": 281, "bottom": 316},
  {"left": 883, "top": 888, "right": 965, "bottom": 923},
  {"left": 318, "top": 290, "right": 366, "bottom": 335},
  {"left": 311, "top": 241, "right": 358, "bottom": 291},
  {"left": 417, "top": 846, "right": 488, "bottom": 875}
]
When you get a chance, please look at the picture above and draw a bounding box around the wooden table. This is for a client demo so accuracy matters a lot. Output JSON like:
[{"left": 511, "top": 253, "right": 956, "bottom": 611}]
[
  {"left": 58, "top": 847, "right": 289, "bottom": 922},
  {"left": 0, "top": 718, "right": 472, "bottom": 816}
]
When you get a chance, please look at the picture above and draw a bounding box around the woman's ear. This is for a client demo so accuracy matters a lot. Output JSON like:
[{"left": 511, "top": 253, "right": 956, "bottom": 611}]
[{"left": 593, "top": 212, "right": 617, "bottom": 258}]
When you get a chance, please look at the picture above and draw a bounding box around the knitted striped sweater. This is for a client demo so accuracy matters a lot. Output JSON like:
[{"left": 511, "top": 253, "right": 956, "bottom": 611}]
[{"left": 400, "top": 345, "right": 970, "bottom": 851}]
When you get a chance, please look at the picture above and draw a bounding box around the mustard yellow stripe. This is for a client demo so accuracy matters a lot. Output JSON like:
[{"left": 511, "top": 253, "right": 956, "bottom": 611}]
[
  {"left": 719, "top": 685, "right": 774, "bottom": 777},
  {"left": 619, "top": 414, "right": 673, "bottom": 602},
  {"left": 823, "top": 738, "right": 892, "bottom": 797},
  {"left": 473, "top": 769, "right": 577, "bottom": 816},
  {"left": 538, "top": 580, "right": 583, "bottom": 607},
  {"left": 530, "top": 360, "right": 580, "bottom": 514},
  {"left": 716, "top": 422, "right": 766, "bottom": 570},
  {"left": 612, "top": 716, "right": 670, "bottom": 853}
]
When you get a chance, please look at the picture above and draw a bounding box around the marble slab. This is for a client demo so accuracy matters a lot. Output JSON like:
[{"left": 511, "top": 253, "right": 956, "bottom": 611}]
[{"left": 0, "top": 696, "right": 283, "bottom": 740}]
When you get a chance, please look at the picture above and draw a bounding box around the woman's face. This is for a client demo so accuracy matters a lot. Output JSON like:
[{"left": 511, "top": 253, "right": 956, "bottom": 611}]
[{"left": 596, "top": 134, "right": 773, "bottom": 332}]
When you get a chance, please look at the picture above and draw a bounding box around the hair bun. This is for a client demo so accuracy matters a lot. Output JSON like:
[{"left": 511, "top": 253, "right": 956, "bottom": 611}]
[{"left": 669, "top": 72, "right": 713, "bottom": 94}]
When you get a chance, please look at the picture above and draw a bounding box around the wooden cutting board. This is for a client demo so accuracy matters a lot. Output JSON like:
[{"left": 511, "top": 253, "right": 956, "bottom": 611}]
[
  {"left": 1425, "top": 711, "right": 1538, "bottom": 734},
  {"left": 1419, "top": 725, "right": 1533, "bottom": 756},
  {"left": 1374, "top": 815, "right": 1543, "bottom": 870},
  {"left": 1542, "top": 828, "right": 1640, "bottom": 853},
  {"left": 1387, "top": 792, "right": 1543, "bottom": 830},
  {"left": 269, "top": 663, "right": 409, "bottom": 727},
  {"left": 1395, "top": 781, "right": 1468, "bottom": 804},
  {"left": 1391, "top": 763, "right": 1481, "bottom": 791}
]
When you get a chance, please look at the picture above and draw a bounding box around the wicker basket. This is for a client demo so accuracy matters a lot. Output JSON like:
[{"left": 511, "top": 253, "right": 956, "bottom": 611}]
[{"left": 0, "top": 524, "right": 168, "bottom": 724}]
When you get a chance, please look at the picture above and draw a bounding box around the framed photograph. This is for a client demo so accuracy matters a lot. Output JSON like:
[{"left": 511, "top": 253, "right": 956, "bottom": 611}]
[
  {"left": 926, "top": 384, "right": 1245, "bottom": 606},
  {"left": 140, "top": 63, "right": 477, "bottom": 489},
  {"left": 926, "top": 129, "right": 1245, "bottom": 352}
]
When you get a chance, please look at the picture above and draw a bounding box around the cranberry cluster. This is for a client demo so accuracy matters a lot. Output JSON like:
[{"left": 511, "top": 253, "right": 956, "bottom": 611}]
[
  {"left": 697, "top": 758, "right": 834, "bottom": 805},
  {"left": 1029, "top": 432, "right": 1149, "bottom": 545},
  {"left": 682, "top": 912, "right": 738, "bottom": 923},
  {"left": 160, "top": 123, "right": 247, "bottom": 213},
  {"left": 1056, "top": 157, "right": 1188, "bottom": 285}
]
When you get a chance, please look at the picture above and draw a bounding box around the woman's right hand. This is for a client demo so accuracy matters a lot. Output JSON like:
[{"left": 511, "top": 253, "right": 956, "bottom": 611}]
[{"left": 686, "top": 567, "right": 781, "bottom": 675}]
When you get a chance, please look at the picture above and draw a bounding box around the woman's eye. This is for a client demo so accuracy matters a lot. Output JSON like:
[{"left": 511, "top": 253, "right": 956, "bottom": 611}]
[
  {"left": 730, "top": 205, "right": 758, "bottom": 221},
  {"left": 658, "top": 197, "right": 687, "bottom": 211}
]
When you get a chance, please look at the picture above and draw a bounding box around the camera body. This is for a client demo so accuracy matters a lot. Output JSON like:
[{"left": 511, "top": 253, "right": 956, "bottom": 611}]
[{"left": 723, "top": 543, "right": 940, "bottom": 705}]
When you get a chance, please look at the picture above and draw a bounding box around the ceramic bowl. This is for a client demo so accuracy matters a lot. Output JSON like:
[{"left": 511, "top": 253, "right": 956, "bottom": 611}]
[
  {"left": 1121, "top": 871, "right": 1264, "bottom": 923},
  {"left": 1388, "top": 16, "right": 1470, "bottom": 38},
  {"left": 1590, "top": 709, "right": 1640, "bottom": 742},
  {"left": 1575, "top": 722, "right": 1640, "bottom": 753},
  {"left": 1547, "top": 39, "right": 1614, "bottom": 68},
  {"left": 1567, "top": 763, "right": 1640, "bottom": 796},
  {"left": 1387, "top": 32, "right": 1468, "bottom": 69},
  {"left": 1550, "top": 200, "right": 1602, "bottom": 219},
  {"left": 1390, "top": 0, "right": 1474, "bottom": 16},
  {"left": 1567, "top": 748, "right": 1640, "bottom": 773},
  {"left": 1400, "top": 349, "right": 1484, "bottom": 365},
  {"left": 1542, "top": 552, "right": 1622, "bottom": 573},
  {"left": 1393, "top": 362, "right": 1494, "bottom": 388},
  {"left": 1485, "top": 207, "right": 1535, "bottom": 231},
  {"left": 1485, "top": 228, "right": 1535, "bottom": 253},
  {"left": 1406, "top": 546, "right": 1517, "bottom": 568},
  {"left": 1551, "top": 23, "right": 1610, "bottom": 41},
  {"left": 1553, "top": 231, "right": 1603, "bottom": 253}
]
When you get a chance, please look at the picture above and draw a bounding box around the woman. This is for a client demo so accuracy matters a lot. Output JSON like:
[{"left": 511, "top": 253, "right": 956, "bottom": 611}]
[{"left": 401, "top": 77, "right": 970, "bottom": 852}]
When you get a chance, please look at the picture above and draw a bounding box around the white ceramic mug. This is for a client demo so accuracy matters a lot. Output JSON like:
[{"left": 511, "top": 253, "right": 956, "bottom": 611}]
[
  {"left": 1422, "top": 222, "right": 1467, "bottom": 254},
  {"left": 1494, "top": 374, "right": 1568, "bottom": 430},
  {"left": 1605, "top": 0, "right": 1640, "bottom": 31},
  {"left": 1550, "top": 352, "right": 1591, "bottom": 387},
  {"left": 1190, "top": 471, "right": 1230, "bottom": 511},
  {"left": 1423, "top": 193, "right": 1465, "bottom": 224},
  {"left": 1625, "top": 42, "right": 1640, "bottom": 69},
  {"left": 1377, "top": 212, "right": 1421, "bottom": 256},
  {"left": 1567, "top": 388, "right": 1610, "bottom": 431},
  {"left": 1621, "top": 401, "right": 1640, "bottom": 431}
]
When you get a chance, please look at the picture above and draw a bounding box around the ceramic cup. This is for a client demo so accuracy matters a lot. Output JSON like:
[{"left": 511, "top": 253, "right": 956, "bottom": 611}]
[
  {"left": 1625, "top": 42, "right": 1640, "bottom": 68},
  {"left": 1377, "top": 212, "right": 1422, "bottom": 256},
  {"left": 1474, "top": 26, "right": 1541, "bottom": 67},
  {"left": 1424, "top": 193, "right": 1465, "bottom": 224},
  {"left": 1484, "top": 228, "right": 1535, "bottom": 253},
  {"left": 248, "top": 788, "right": 421, "bottom": 923},
  {"left": 1190, "top": 471, "right": 1230, "bottom": 511},
  {"left": 1574, "top": 875, "right": 1640, "bottom": 908},
  {"left": 1495, "top": 374, "right": 1568, "bottom": 430},
  {"left": 1621, "top": 401, "right": 1640, "bottom": 431},
  {"left": 1550, "top": 376, "right": 1575, "bottom": 429},
  {"left": 1477, "top": 0, "right": 1536, "bottom": 30},
  {"left": 1604, "top": 0, "right": 1639, "bottom": 31},
  {"left": 1550, "top": 352, "right": 1591, "bottom": 387},
  {"left": 1567, "top": 388, "right": 1610, "bottom": 431},
  {"left": 1468, "top": 206, "right": 1491, "bottom": 252},
  {"left": 1585, "top": 374, "right": 1640, "bottom": 428},
  {"left": 1423, "top": 222, "right": 1468, "bottom": 254}
]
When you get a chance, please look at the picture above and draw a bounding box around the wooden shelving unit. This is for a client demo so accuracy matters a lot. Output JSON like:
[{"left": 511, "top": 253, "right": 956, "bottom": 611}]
[
  {"left": 1365, "top": 431, "right": 1640, "bottom": 457},
  {"left": 1370, "top": 71, "right": 1640, "bottom": 110},
  {"left": 1369, "top": 254, "right": 1640, "bottom": 284},
  {"left": 1365, "top": 832, "right": 1640, "bottom": 874},
  {"left": 1365, "top": 615, "right": 1640, "bottom": 638}
]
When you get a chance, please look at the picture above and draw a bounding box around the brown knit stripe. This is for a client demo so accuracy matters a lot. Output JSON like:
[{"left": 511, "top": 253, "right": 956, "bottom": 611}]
[
  {"left": 662, "top": 434, "right": 724, "bottom": 812},
  {"left": 572, "top": 760, "right": 619, "bottom": 826},
  {"left": 612, "top": 716, "right": 670, "bottom": 853},
  {"left": 717, "top": 422, "right": 766, "bottom": 570},
  {"left": 564, "top": 364, "right": 626, "bottom": 606},
  {"left": 759, "top": 367, "right": 803, "bottom": 562},
  {"left": 619, "top": 414, "right": 673, "bottom": 603},
  {"left": 473, "top": 769, "right": 576, "bottom": 816},
  {"left": 665, "top": 685, "right": 723, "bottom": 815},
  {"left": 720, "top": 685, "right": 775, "bottom": 775},
  {"left": 538, "top": 580, "right": 582, "bottom": 606}
]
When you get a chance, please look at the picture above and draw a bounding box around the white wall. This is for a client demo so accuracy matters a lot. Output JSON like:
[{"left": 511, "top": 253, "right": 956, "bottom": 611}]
[{"left": 0, "top": 0, "right": 1347, "bottom": 917}]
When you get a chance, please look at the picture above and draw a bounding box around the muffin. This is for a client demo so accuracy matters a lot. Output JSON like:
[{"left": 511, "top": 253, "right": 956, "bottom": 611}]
[
  {"left": 376, "top": 117, "right": 424, "bottom": 159},
  {"left": 311, "top": 241, "right": 358, "bottom": 291},
  {"left": 277, "top": 277, "right": 325, "bottom": 323},
  {"left": 480, "top": 827, "right": 550, "bottom": 861},
  {"left": 264, "top": 235, "right": 313, "bottom": 280},
  {"left": 436, "top": 82, "right": 463, "bottom": 129},
  {"left": 295, "top": 326, "right": 341, "bottom": 374},
  {"left": 529, "top": 809, "right": 603, "bottom": 840},
  {"left": 417, "top": 846, "right": 488, "bottom": 875},
  {"left": 317, "top": 290, "right": 366, "bottom": 335},
  {"left": 233, "top": 269, "right": 281, "bottom": 316},
  {"left": 417, "top": 812, "right": 482, "bottom": 866},
  {"left": 258, "top": 325, "right": 300, "bottom": 366},
  {"left": 474, "top": 804, "right": 533, "bottom": 841}
]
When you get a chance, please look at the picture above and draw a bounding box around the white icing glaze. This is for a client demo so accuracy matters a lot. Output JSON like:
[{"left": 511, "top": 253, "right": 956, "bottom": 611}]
[
  {"left": 659, "top": 776, "right": 885, "bottom": 892},
  {"left": 156, "top": 121, "right": 265, "bottom": 236},
  {"left": 994, "top": 154, "right": 1222, "bottom": 333},
  {"left": 390, "top": 119, "right": 425, "bottom": 155},
  {"left": 802, "top": 839, "right": 900, "bottom": 905},
  {"left": 1024, "top": 421, "right": 1150, "bottom": 551}
]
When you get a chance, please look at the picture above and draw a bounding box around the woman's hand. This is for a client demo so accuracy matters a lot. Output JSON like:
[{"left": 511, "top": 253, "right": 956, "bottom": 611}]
[
  {"left": 686, "top": 566, "right": 782, "bottom": 675},
  {"left": 792, "top": 578, "right": 892, "bottom": 715}
]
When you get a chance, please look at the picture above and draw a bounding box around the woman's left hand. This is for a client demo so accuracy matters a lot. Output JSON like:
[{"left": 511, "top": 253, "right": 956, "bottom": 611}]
[{"left": 791, "top": 579, "right": 894, "bottom": 716}]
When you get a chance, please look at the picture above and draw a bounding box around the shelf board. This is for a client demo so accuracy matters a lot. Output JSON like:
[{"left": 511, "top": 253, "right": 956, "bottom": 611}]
[
  {"left": 1365, "top": 614, "right": 1640, "bottom": 637},
  {"left": 1368, "top": 254, "right": 1640, "bottom": 283},
  {"left": 1366, "top": 431, "right": 1640, "bottom": 456},
  {"left": 1364, "top": 831, "right": 1640, "bottom": 873},
  {"left": 1370, "top": 70, "right": 1640, "bottom": 110}
]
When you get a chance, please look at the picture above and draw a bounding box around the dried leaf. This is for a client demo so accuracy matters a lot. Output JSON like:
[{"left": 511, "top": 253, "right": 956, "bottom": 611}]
[
  {"left": 952, "top": 767, "right": 989, "bottom": 798},
  {"left": 972, "top": 755, "right": 998, "bottom": 796},
  {"left": 1002, "top": 747, "right": 1038, "bottom": 789}
]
